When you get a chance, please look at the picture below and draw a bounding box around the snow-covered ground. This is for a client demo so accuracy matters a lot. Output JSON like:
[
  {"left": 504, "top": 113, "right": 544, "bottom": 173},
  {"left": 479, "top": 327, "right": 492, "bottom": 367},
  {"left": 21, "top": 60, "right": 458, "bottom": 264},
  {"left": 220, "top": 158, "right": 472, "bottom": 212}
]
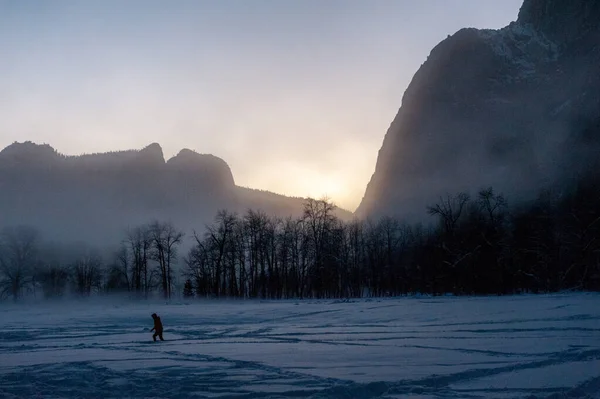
[{"left": 1, "top": 294, "right": 599, "bottom": 399}]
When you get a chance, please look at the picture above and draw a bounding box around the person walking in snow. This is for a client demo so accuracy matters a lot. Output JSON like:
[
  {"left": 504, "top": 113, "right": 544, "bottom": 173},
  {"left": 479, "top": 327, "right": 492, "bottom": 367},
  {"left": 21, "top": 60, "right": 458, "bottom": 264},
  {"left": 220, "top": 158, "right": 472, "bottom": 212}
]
[{"left": 150, "top": 313, "right": 164, "bottom": 341}]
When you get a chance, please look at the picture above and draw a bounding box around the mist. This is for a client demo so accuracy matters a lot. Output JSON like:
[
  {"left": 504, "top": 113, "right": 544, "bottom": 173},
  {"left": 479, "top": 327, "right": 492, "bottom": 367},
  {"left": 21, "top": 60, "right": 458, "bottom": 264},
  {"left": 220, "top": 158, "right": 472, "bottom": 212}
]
[
  {"left": 0, "top": 0, "right": 524, "bottom": 211},
  {"left": 2, "top": 3, "right": 600, "bottom": 397},
  {"left": 356, "top": 9, "right": 600, "bottom": 223}
]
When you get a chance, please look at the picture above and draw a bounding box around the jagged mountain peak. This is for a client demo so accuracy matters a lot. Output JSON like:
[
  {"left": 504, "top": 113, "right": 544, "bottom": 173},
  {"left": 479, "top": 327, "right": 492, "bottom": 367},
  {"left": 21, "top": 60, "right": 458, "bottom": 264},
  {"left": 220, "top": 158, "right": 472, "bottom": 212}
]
[
  {"left": 168, "top": 148, "right": 228, "bottom": 168},
  {"left": 356, "top": 0, "right": 600, "bottom": 220},
  {"left": 517, "top": 0, "right": 600, "bottom": 46},
  {"left": 139, "top": 142, "right": 165, "bottom": 161},
  {"left": 0, "top": 141, "right": 61, "bottom": 164},
  {"left": 132, "top": 142, "right": 166, "bottom": 167},
  {"left": 167, "top": 148, "right": 235, "bottom": 186},
  {"left": 0, "top": 140, "right": 321, "bottom": 245},
  {"left": 170, "top": 148, "right": 208, "bottom": 161}
]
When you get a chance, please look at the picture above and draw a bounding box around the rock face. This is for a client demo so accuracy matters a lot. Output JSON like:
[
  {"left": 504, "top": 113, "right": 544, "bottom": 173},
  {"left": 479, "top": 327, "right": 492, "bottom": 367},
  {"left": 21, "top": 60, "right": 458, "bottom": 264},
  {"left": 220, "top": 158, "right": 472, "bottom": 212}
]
[
  {"left": 0, "top": 142, "right": 351, "bottom": 245},
  {"left": 356, "top": 0, "right": 600, "bottom": 221}
]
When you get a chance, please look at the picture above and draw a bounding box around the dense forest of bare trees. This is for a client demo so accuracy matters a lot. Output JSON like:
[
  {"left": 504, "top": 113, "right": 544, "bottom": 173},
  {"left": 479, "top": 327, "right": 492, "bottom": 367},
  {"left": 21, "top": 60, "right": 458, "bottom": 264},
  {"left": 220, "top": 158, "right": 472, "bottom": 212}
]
[
  {"left": 1, "top": 177, "right": 599, "bottom": 302},
  {"left": 183, "top": 183, "right": 600, "bottom": 298}
]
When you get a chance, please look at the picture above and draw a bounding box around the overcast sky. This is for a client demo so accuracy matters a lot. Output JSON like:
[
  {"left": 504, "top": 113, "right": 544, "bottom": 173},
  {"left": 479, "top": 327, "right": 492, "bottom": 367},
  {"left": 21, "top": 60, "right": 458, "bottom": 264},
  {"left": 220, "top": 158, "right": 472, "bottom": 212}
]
[{"left": 0, "top": 0, "right": 523, "bottom": 211}]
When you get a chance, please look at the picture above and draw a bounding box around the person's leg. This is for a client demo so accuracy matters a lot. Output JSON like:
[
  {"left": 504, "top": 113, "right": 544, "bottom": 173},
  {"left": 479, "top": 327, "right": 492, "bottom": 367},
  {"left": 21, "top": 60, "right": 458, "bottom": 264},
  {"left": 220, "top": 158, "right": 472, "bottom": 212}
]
[
  {"left": 153, "top": 332, "right": 158, "bottom": 341},
  {"left": 159, "top": 332, "right": 164, "bottom": 341}
]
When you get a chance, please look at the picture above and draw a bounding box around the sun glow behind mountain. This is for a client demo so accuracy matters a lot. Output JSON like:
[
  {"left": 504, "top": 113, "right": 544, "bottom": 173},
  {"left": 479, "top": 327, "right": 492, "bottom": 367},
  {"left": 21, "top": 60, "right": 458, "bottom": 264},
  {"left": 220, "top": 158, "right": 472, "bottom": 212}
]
[{"left": 0, "top": 0, "right": 523, "bottom": 211}]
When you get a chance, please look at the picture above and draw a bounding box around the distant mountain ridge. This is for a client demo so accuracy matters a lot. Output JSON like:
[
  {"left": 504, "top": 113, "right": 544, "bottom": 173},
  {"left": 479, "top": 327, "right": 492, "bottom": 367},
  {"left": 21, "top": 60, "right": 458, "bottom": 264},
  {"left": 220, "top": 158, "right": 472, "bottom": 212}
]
[
  {"left": 356, "top": 0, "right": 600, "bottom": 220},
  {"left": 0, "top": 141, "right": 352, "bottom": 245}
]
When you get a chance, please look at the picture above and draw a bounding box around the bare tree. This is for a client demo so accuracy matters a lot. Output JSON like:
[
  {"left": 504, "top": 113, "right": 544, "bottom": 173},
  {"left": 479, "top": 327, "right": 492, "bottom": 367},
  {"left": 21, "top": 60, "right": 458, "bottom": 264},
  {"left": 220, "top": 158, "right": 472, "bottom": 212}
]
[
  {"left": 303, "top": 197, "right": 337, "bottom": 298},
  {"left": 427, "top": 192, "right": 470, "bottom": 235},
  {"left": 105, "top": 245, "right": 131, "bottom": 293},
  {"left": 35, "top": 242, "right": 70, "bottom": 299},
  {"left": 125, "top": 225, "right": 152, "bottom": 297},
  {"left": 478, "top": 187, "right": 507, "bottom": 227},
  {"left": 185, "top": 237, "right": 211, "bottom": 297},
  {"left": 204, "top": 210, "right": 237, "bottom": 297},
  {"left": 149, "top": 221, "right": 184, "bottom": 299},
  {"left": 38, "top": 264, "right": 69, "bottom": 299},
  {"left": 0, "top": 226, "right": 40, "bottom": 301},
  {"left": 71, "top": 248, "right": 104, "bottom": 296}
]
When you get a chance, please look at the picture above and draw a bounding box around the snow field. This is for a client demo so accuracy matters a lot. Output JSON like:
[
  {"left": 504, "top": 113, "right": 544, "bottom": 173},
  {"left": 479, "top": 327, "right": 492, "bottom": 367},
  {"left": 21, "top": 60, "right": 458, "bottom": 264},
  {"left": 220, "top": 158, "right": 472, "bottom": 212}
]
[{"left": 0, "top": 294, "right": 599, "bottom": 398}]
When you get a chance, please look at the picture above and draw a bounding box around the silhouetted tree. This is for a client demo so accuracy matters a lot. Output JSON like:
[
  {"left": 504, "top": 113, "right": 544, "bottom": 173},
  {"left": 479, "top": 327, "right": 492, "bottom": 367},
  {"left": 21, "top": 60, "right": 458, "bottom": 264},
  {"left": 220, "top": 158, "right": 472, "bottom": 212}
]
[
  {"left": 11, "top": 179, "right": 594, "bottom": 302},
  {"left": 104, "top": 245, "right": 131, "bottom": 293},
  {"left": 126, "top": 225, "right": 152, "bottom": 297},
  {"left": 204, "top": 210, "right": 237, "bottom": 298},
  {"left": 303, "top": 197, "right": 337, "bottom": 298},
  {"left": 0, "top": 226, "right": 40, "bottom": 301},
  {"left": 149, "top": 221, "right": 184, "bottom": 299},
  {"left": 183, "top": 279, "right": 194, "bottom": 298},
  {"left": 71, "top": 248, "right": 103, "bottom": 296}
]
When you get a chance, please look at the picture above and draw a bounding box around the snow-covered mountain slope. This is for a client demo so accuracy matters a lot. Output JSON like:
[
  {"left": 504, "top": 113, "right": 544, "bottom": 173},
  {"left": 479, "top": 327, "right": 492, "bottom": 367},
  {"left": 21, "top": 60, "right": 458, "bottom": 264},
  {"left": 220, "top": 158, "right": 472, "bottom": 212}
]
[
  {"left": 0, "top": 293, "right": 599, "bottom": 398},
  {"left": 357, "top": 0, "right": 600, "bottom": 220}
]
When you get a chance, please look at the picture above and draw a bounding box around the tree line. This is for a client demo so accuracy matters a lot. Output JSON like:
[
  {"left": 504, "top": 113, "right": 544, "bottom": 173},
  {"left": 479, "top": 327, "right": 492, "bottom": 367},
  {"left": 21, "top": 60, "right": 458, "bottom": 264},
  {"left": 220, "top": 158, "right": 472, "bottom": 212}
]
[
  {"left": 183, "top": 182, "right": 600, "bottom": 298},
  {"left": 0, "top": 220, "right": 185, "bottom": 301},
  {"left": 1, "top": 178, "right": 599, "bottom": 301}
]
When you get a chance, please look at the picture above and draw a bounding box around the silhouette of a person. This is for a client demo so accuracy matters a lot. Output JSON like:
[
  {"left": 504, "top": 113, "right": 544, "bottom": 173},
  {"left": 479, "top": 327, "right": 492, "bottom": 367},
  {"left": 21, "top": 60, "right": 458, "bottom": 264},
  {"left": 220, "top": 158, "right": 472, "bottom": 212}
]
[{"left": 150, "top": 313, "right": 164, "bottom": 341}]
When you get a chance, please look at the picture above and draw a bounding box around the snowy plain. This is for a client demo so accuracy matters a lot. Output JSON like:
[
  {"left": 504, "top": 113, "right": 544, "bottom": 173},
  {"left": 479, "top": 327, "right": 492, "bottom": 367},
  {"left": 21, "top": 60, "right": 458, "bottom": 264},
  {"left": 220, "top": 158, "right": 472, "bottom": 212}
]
[{"left": 0, "top": 293, "right": 599, "bottom": 399}]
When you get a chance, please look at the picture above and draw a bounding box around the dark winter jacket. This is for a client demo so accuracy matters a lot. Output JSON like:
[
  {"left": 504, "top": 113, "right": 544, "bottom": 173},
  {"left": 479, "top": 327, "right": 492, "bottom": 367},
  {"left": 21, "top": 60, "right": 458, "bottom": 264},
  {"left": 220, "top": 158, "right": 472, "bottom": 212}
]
[{"left": 151, "top": 314, "right": 163, "bottom": 333}]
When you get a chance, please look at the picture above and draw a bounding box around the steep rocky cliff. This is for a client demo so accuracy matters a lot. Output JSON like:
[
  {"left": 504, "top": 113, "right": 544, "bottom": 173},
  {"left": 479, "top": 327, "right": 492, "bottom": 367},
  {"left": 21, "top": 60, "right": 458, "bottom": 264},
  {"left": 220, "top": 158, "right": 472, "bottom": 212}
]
[{"left": 356, "top": 0, "right": 600, "bottom": 220}]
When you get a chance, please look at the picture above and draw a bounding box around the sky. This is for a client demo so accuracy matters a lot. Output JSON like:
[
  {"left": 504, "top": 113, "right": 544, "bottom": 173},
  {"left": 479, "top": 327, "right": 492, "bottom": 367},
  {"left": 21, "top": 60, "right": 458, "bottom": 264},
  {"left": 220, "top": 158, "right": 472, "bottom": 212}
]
[{"left": 0, "top": 0, "right": 523, "bottom": 211}]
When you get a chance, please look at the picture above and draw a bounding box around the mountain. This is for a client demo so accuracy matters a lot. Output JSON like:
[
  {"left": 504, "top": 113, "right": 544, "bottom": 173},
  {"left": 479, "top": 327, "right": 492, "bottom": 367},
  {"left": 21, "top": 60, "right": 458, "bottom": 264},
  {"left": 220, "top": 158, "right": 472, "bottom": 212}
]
[
  {"left": 356, "top": 0, "right": 600, "bottom": 221},
  {"left": 0, "top": 141, "right": 352, "bottom": 245}
]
